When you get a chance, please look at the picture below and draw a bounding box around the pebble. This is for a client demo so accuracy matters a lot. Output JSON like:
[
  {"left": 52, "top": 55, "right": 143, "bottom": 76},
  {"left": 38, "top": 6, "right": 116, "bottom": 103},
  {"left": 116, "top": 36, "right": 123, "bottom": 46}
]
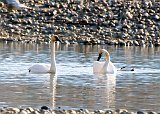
[
  {"left": 0, "top": 0, "right": 159, "bottom": 47},
  {"left": 41, "top": 106, "right": 50, "bottom": 110},
  {"left": 0, "top": 2, "right": 4, "bottom": 7}
]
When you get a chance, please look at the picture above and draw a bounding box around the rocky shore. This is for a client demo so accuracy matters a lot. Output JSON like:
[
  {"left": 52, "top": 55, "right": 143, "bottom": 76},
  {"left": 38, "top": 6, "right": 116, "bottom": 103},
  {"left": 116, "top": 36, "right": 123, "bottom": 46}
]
[
  {"left": 0, "top": 0, "right": 160, "bottom": 46},
  {"left": 0, "top": 107, "right": 159, "bottom": 114}
]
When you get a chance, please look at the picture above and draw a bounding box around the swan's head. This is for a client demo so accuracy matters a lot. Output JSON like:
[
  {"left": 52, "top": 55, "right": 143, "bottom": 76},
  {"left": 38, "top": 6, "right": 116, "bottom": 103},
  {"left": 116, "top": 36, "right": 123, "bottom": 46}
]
[
  {"left": 51, "top": 35, "right": 62, "bottom": 43},
  {"left": 97, "top": 49, "right": 110, "bottom": 61}
]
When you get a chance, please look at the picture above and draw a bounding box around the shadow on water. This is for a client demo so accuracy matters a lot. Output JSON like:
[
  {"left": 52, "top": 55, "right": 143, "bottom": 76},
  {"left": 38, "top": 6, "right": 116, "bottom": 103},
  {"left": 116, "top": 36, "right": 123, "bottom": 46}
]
[{"left": 0, "top": 42, "right": 160, "bottom": 111}]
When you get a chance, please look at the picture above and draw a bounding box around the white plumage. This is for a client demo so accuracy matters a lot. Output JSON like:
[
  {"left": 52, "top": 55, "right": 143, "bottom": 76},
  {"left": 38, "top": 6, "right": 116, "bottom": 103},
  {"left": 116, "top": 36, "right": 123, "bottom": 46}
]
[
  {"left": 28, "top": 35, "right": 61, "bottom": 74},
  {"left": 28, "top": 64, "right": 50, "bottom": 73},
  {"left": 93, "top": 49, "right": 117, "bottom": 74}
]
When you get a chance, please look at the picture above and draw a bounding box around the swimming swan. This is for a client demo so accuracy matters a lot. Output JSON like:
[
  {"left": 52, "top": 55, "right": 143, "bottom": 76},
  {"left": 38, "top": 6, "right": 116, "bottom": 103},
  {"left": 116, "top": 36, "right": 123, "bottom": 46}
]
[
  {"left": 28, "top": 35, "right": 61, "bottom": 73},
  {"left": 93, "top": 49, "right": 117, "bottom": 74}
]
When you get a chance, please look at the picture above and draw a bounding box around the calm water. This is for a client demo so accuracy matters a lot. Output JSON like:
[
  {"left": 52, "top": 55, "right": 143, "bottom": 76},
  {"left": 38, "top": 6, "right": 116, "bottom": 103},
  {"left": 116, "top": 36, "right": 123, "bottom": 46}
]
[{"left": 0, "top": 42, "right": 160, "bottom": 112}]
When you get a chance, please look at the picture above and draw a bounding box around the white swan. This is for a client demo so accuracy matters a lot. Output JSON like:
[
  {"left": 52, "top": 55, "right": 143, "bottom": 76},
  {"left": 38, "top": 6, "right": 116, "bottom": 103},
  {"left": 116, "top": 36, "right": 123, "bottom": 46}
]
[
  {"left": 93, "top": 49, "right": 117, "bottom": 74},
  {"left": 28, "top": 35, "right": 61, "bottom": 74}
]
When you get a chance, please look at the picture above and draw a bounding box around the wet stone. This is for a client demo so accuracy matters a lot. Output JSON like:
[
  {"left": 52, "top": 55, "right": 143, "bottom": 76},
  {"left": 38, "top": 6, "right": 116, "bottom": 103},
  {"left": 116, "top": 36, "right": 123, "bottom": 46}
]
[
  {"left": 148, "top": 112, "right": 157, "bottom": 114},
  {"left": 41, "top": 106, "right": 50, "bottom": 110},
  {"left": 137, "top": 111, "right": 146, "bottom": 114},
  {"left": 0, "top": 2, "right": 4, "bottom": 7},
  {"left": 19, "top": 110, "right": 28, "bottom": 114}
]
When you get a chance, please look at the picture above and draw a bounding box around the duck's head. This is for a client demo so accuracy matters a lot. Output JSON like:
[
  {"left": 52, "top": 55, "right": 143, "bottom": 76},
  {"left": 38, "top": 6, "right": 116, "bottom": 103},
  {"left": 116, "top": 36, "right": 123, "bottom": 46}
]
[
  {"left": 97, "top": 49, "right": 110, "bottom": 61},
  {"left": 51, "top": 35, "right": 62, "bottom": 43}
]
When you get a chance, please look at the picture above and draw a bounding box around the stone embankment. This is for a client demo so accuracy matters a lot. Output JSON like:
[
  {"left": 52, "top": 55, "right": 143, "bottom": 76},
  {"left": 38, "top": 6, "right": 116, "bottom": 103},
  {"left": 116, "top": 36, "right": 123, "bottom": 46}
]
[
  {"left": 0, "top": 0, "right": 160, "bottom": 46},
  {"left": 0, "top": 107, "right": 159, "bottom": 114}
]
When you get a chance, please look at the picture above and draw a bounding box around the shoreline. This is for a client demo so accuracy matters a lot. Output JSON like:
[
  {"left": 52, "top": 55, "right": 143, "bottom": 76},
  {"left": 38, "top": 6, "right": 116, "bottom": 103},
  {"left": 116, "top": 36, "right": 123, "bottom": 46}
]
[
  {"left": 0, "top": 107, "right": 159, "bottom": 114},
  {"left": 0, "top": 0, "right": 159, "bottom": 47}
]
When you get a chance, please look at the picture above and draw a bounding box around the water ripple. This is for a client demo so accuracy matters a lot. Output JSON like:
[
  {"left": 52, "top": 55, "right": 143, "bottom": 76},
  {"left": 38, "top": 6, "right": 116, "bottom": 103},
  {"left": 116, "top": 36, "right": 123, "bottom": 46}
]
[{"left": 0, "top": 42, "right": 160, "bottom": 111}]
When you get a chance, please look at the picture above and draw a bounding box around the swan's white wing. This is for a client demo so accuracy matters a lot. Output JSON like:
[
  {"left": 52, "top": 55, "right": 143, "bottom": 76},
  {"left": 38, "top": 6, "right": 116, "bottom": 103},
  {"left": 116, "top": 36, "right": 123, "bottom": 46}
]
[
  {"left": 106, "top": 61, "right": 117, "bottom": 74},
  {"left": 93, "top": 61, "right": 117, "bottom": 74},
  {"left": 28, "top": 64, "right": 50, "bottom": 73},
  {"left": 93, "top": 61, "right": 105, "bottom": 74}
]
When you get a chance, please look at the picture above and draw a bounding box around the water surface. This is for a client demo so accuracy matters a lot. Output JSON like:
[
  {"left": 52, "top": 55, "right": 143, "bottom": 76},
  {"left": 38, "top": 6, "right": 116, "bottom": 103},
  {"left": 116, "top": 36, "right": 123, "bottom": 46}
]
[{"left": 0, "top": 42, "right": 160, "bottom": 112}]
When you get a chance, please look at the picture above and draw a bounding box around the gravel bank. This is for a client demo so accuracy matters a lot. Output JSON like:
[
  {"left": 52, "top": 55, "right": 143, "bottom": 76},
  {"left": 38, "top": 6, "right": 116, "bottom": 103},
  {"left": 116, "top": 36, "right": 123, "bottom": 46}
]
[
  {"left": 0, "top": 0, "right": 160, "bottom": 46},
  {"left": 0, "top": 107, "right": 159, "bottom": 114}
]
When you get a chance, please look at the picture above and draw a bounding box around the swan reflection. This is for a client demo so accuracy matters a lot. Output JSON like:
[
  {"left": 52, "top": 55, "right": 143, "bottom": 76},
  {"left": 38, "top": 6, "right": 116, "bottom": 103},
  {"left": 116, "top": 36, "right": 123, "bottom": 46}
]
[
  {"left": 49, "top": 73, "right": 57, "bottom": 109},
  {"left": 93, "top": 74, "right": 116, "bottom": 110}
]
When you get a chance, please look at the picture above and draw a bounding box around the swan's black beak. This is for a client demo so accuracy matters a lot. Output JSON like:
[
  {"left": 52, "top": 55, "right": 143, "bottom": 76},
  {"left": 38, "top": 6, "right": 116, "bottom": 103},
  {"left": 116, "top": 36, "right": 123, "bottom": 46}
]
[
  {"left": 97, "top": 53, "right": 102, "bottom": 61},
  {"left": 56, "top": 37, "right": 63, "bottom": 43},
  {"left": 54, "top": 35, "right": 63, "bottom": 43}
]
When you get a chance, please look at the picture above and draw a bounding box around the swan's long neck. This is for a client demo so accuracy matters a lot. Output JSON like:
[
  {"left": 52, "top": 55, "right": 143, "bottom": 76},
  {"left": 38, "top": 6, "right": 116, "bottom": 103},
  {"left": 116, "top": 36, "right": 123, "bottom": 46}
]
[
  {"left": 105, "top": 53, "right": 110, "bottom": 61},
  {"left": 50, "top": 42, "right": 56, "bottom": 73},
  {"left": 102, "top": 54, "right": 110, "bottom": 73}
]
